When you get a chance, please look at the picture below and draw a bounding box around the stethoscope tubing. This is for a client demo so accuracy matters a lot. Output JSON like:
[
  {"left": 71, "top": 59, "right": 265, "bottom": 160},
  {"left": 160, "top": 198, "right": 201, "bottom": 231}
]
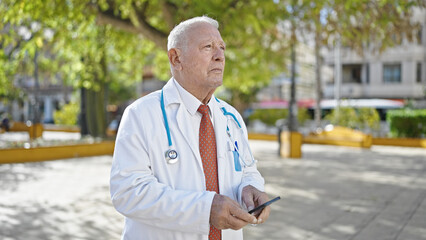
[
  {"left": 161, "top": 90, "right": 173, "bottom": 147},
  {"left": 161, "top": 89, "right": 255, "bottom": 167}
]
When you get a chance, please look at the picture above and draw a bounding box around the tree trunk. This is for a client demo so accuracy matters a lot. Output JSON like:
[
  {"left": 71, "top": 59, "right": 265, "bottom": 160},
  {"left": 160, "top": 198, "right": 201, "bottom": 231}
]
[
  {"left": 80, "top": 87, "right": 89, "bottom": 135},
  {"left": 314, "top": 28, "right": 323, "bottom": 128},
  {"left": 85, "top": 84, "right": 107, "bottom": 138},
  {"left": 288, "top": 24, "right": 298, "bottom": 132},
  {"left": 33, "top": 50, "right": 41, "bottom": 124},
  {"left": 334, "top": 36, "right": 342, "bottom": 122},
  {"left": 80, "top": 27, "right": 108, "bottom": 138}
]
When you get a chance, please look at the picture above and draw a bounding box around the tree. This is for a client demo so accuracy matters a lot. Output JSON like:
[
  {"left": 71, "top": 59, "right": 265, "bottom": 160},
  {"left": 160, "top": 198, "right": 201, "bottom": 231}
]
[
  {"left": 276, "top": 0, "right": 314, "bottom": 132},
  {"left": 4, "top": 0, "right": 422, "bottom": 138},
  {"left": 1, "top": 0, "right": 157, "bottom": 136},
  {"left": 274, "top": 0, "right": 426, "bottom": 129},
  {"left": 51, "top": 21, "right": 155, "bottom": 137},
  {"left": 0, "top": 19, "right": 59, "bottom": 124},
  {"left": 316, "top": 0, "right": 426, "bottom": 126},
  {"left": 1, "top": 0, "right": 288, "bottom": 115}
]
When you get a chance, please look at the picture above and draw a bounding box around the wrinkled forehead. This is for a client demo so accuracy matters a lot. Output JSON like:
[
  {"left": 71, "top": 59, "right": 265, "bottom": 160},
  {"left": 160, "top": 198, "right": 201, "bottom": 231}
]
[{"left": 185, "top": 22, "right": 224, "bottom": 44}]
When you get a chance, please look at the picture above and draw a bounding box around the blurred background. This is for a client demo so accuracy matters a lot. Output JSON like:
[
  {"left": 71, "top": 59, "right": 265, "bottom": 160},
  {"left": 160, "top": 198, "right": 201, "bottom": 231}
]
[
  {"left": 0, "top": 0, "right": 426, "bottom": 239},
  {"left": 0, "top": 0, "right": 425, "bottom": 141}
]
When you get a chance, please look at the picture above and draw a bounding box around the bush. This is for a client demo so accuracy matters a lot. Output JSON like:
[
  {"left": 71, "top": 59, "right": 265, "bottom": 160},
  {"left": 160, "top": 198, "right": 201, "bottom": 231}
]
[
  {"left": 324, "top": 107, "right": 380, "bottom": 132},
  {"left": 248, "top": 108, "right": 310, "bottom": 127},
  {"left": 53, "top": 102, "right": 80, "bottom": 126},
  {"left": 357, "top": 107, "right": 381, "bottom": 132},
  {"left": 386, "top": 109, "right": 426, "bottom": 138}
]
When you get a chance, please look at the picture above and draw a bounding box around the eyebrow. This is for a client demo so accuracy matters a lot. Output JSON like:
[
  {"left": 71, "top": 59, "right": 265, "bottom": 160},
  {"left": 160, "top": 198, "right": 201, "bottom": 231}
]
[{"left": 200, "top": 39, "right": 226, "bottom": 47}]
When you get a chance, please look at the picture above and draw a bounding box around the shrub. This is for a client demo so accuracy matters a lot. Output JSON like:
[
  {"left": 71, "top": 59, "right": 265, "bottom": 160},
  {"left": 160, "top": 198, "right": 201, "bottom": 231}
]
[
  {"left": 53, "top": 102, "right": 80, "bottom": 126},
  {"left": 324, "top": 107, "right": 380, "bottom": 132},
  {"left": 356, "top": 108, "right": 381, "bottom": 132},
  {"left": 324, "top": 107, "right": 358, "bottom": 129},
  {"left": 387, "top": 109, "right": 426, "bottom": 138},
  {"left": 248, "top": 108, "right": 310, "bottom": 127}
]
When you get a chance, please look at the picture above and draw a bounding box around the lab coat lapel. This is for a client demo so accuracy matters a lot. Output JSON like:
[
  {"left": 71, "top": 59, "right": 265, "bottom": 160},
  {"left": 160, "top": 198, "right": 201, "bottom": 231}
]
[
  {"left": 163, "top": 79, "right": 203, "bottom": 169},
  {"left": 212, "top": 97, "right": 229, "bottom": 193}
]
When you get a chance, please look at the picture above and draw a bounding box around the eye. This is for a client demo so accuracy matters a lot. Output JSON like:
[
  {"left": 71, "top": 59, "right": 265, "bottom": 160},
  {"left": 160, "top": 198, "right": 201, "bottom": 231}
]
[{"left": 204, "top": 44, "right": 212, "bottom": 49}]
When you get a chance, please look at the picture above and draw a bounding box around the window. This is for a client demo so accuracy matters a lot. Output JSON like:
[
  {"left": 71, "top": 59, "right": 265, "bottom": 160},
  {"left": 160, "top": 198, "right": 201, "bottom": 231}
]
[
  {"left": 342, "top": 64, "right": 362, "bottom": 83},
  {"left": 383, "top": 64, "right": 401, "bottom": 83},
  {"left": 417, "top": 63, "right": 422, "bottom": 83}
]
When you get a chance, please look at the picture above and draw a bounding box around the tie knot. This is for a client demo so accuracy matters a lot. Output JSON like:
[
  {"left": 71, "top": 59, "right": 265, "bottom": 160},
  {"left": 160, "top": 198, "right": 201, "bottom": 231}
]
[{"left": 198, "top": 104, "right": 210, "bottom": 116}]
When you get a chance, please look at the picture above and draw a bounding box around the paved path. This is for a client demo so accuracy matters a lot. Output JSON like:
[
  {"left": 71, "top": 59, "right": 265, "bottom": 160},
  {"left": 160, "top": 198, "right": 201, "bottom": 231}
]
[{"left": 0, "top": 141, "right": 425, "bottom": 240}]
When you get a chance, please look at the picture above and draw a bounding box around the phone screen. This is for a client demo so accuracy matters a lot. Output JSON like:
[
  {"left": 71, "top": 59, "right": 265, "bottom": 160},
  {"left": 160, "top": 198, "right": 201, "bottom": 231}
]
[{"left": 248, "top": 196, "right": 281, "bottom": 214}]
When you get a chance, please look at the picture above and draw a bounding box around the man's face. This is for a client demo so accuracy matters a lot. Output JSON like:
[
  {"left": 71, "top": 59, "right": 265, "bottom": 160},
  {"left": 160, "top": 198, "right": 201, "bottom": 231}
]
[{"left": 179, "top": 22, "right": 226, "bottom": 92}]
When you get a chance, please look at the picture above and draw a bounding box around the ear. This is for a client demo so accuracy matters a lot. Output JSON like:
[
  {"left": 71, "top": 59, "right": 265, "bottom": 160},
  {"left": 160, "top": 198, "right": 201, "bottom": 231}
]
[{"left": 168, "top": 48, "right": 182, "bottom": 71}]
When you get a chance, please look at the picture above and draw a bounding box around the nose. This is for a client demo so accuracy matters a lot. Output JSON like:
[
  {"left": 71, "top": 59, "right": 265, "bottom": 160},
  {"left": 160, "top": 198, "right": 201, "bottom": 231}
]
[{"left": 213, "top": 47, "right": 225, "bottom": 62}]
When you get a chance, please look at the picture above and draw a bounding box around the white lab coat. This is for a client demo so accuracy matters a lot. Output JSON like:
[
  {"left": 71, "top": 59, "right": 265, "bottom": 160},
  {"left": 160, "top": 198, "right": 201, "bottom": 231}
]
[{"left": 110, "top": 79, "right": 265, "bottom": 240}]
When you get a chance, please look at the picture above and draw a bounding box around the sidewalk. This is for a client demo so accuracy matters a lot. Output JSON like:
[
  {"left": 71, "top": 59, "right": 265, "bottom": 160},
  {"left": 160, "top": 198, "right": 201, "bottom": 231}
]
[
  {"left": 245, "top": 141, "right": 426, "bottom": 240},
  {"left": 0, "top": 140, "right": 425, "bottom": 240}
]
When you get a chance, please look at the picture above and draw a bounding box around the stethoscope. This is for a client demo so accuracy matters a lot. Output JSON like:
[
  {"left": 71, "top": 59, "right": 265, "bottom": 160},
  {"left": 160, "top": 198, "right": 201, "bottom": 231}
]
[{"left": 161, "top": 89, "right": 256, "bottom": 168}]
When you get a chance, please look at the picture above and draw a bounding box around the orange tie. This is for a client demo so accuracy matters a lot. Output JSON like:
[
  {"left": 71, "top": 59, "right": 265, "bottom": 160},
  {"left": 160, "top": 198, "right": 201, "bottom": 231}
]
[{"left": 198, "top": 105, "right": 221, "bottom": 240}]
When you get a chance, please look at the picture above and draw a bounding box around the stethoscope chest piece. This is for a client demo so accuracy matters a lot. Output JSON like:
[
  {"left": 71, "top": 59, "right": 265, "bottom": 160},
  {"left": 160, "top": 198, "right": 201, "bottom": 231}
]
[{"left": 165, "top": 149, "right": 179, "bottom": 164}]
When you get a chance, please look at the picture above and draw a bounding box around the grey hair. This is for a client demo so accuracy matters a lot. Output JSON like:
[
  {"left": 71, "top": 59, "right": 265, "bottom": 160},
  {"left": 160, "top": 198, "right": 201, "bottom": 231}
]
[{"left": 167, "top": 16, "right": 219, "bottom": 51}]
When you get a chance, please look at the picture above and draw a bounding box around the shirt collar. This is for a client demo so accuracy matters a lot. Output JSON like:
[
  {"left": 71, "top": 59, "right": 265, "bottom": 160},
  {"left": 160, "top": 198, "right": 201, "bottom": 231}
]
[
  {"left": 173, "top": 78, "right": 215, "bottom": 116},
  {"left": 174, "top": 78, "right": 202, "bottom": 116}
]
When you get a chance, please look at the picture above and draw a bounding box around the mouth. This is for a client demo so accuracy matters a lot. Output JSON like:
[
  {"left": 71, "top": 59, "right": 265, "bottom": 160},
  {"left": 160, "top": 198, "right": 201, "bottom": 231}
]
[{"left": 210, "top": 68, "right": 223, "bottom": 73}]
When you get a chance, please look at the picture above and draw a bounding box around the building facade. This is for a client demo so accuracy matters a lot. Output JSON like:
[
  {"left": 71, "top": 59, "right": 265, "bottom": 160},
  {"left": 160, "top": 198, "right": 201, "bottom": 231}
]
[{"left": 323, "top": 8, "right": 426, "bottom": 101}]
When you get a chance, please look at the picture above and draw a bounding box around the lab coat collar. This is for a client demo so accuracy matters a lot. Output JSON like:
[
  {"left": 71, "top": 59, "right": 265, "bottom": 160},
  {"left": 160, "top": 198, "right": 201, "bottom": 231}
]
[
  {"left": 162, "top": 78, "right": 203, "bottom": 172},
  {"left": 162, "top": 78, "right": 181, "bottom": 107}
]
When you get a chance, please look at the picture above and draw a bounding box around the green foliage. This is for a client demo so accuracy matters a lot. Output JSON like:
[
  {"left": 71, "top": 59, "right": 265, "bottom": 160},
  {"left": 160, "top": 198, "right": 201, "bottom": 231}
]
[
  {"left": 324, "top": 107, "right": 380, "bottom": 132},
  {"left": 152, "top": 49, "right": 171, "bottom": 81},
  {"left": 325, "top": 107, "right": 358, "bottom": 128},
  {"left": 0, "top": 0, "right": 154, "bottom": 101},
  {"left": 1, "top": 0, "right": 425, "bottom": 111},
  {"left": 298, "top": 107, "right": 311, "bottom": 125},
  {"left": 318, "top": 0, "right": 426, "bottom": 53},
  {"left": 0, "top": 0, "right": 289, "bottom": 102},
  {"left": 53, "top": 23, "right": 154, "bottom": 91},
  {"left": 0, "top": 52, "right": 19, "bottom": 98},
  {"left": 108, "top": 81, "right": 138, "bottom": 105},
  {"left": 53, "top": 102, "right": 80, "bottom": 126},
  {"left": 357, "top": 107, "right": 381, "bottom": 131},
  {"left": 249, "top": 108, "right": 285, "bottom": 126},
  {"left": 249, "top": 108, "right": 311, "bottom": 127},
  {"left": 387, "top": 109, "right": 426, "bottom": 138}
]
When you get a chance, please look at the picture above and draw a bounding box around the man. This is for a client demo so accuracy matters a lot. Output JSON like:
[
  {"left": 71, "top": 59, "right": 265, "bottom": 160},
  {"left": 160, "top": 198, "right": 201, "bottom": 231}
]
[{"left": 110, "top": 16, "right": 270, "bottom": 240}]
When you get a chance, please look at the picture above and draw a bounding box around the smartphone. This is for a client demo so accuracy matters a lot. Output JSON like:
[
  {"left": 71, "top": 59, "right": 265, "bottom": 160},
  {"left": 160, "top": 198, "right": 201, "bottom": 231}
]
[{"left": 248, "top": 196, "right": 281, "bottom": 214}]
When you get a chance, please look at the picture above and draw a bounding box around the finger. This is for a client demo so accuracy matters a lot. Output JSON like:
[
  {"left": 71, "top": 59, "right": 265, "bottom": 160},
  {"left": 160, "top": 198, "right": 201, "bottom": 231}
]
[
  {"left": 225, "top": 215, "right": 251, "bottom": 230},
  {"left": 230, "top": 205, "right": 257, "bottom": 224},
  {"left": 256, "top": 205, "right": 271, "bottom": 224},
  {"left": 252, "top": 193, "right": 270, "bottom": 222}
]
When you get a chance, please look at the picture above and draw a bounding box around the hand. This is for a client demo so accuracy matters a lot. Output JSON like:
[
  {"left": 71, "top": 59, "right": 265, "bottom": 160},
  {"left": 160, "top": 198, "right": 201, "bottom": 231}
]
[
  {"left": 242, "top": 185, "right": 271, "bottom": 224},
  {"left": 210, "top": 194, "right": 258, "bottom": 230}
]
